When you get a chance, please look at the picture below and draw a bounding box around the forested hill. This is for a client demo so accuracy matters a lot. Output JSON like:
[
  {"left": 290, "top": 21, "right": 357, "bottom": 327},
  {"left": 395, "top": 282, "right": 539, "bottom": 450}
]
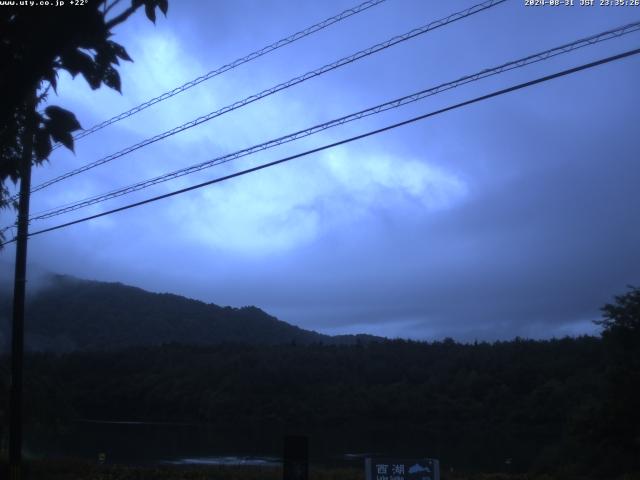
[
  {"left": 1, "top": 336, "right": 638, "bottom": 476},
  {"left": 0, "top": 277, "right": 638, "bottom": 476},
  {"left": 0, "top": 274, "right": 380, "bottom": 352}
]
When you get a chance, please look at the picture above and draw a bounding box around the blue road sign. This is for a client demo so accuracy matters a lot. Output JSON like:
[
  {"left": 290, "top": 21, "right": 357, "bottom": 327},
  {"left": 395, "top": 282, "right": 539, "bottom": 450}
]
[{"left": 365, "top": 457, "right": 440, "bottom": 480}]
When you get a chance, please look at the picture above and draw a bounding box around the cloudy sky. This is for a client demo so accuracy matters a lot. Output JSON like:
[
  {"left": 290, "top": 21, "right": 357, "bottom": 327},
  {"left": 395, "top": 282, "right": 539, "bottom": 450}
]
[{"left": 1, "top": 0, "right": 639, "bottom": 341}]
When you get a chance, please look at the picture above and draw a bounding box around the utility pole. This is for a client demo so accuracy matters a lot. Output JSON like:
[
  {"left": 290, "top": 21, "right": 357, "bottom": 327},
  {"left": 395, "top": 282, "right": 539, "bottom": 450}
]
[{"left": 9, "top": 95, "right": 36, "bottom": 480}]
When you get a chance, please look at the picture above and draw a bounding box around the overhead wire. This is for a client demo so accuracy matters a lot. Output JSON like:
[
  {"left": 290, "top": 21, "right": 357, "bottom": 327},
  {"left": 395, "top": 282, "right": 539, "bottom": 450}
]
[
  {"left": 26, "top": 20, "right": 640, "bottom": 222},
  {"left": 2, "top": 46, "right": 637, "bottom": 248},
  {"left": 22, "top": 0, "right": 506, "bottom": 198},
  {"left": 52, "top": 0, "right": 390, "bottom": 149}
]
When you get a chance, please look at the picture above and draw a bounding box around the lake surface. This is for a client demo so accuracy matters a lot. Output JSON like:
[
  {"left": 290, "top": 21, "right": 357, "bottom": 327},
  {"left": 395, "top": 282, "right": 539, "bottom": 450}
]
[
  {"left": 165, "top": 456, "right": 282, "bottom": 466},
  {"left": 24, "top": 421, "right": 406, "bottom": 467}
]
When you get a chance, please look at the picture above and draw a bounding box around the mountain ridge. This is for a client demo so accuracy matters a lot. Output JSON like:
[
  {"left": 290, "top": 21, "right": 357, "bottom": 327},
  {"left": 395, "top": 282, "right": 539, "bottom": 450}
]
[{"left": 0, "top": 273, "right": 383, "bottom": 352}]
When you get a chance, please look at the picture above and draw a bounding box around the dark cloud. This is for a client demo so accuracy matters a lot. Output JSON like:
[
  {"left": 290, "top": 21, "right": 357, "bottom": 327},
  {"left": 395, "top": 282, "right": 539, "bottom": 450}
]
[{"left": 1, "top": 0, "right": 639, "bottom": 341}]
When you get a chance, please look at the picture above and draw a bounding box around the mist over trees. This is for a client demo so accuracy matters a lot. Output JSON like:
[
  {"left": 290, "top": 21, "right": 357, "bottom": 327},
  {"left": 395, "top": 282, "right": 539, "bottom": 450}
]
[
  {"left": 0, "top": 285, "right": 638, "bottom": 476},
  {"left": 0, "top": 275, "right": 379, "bottom": 352}
]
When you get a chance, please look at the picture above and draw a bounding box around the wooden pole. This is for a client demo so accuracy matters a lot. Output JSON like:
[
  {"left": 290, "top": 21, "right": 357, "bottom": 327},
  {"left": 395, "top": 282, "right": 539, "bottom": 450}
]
[{"left": 9, "top": 96, "right": 35, "bottom": 480}]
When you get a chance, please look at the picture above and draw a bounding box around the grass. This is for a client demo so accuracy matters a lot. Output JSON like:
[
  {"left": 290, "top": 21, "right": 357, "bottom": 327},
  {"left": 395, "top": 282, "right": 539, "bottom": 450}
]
[{"left": 1, "top": 458, "right": 639, "bottom": 480}]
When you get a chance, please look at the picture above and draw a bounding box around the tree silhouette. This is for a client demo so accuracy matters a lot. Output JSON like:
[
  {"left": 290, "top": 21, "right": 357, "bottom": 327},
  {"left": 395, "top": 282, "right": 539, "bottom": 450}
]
[
  {"left": 591, "top": 286, "right": 640, "bottom": 473},
  {"left": 596, "top": 285, "right": 640, "bottom": 334},
  {"left": 0, "top": 0, "right": 169, "bottom": 242}
]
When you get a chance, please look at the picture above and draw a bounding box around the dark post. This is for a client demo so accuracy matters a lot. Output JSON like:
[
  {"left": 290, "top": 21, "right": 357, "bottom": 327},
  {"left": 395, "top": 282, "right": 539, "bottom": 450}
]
[
  {"left": 283, "top": 435, "right": 309, "bottom": 480},
  {"left": 9, "top": 98, "right": 35, "bottom": 480}
]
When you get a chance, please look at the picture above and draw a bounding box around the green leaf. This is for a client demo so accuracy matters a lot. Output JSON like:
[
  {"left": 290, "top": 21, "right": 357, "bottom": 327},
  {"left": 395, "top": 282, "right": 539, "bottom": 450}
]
[
  {"left": 109, "top": 41, "right": 133, "bottom": 62},
  {"left": 44, "top": 70, "right": 58, "bottom": 93},
  {"left": 96, "top": 45, "right": 119, "bottom": 68},
  {"left": 60, "top": 49, "right": 95, "bottom": 78},
  {"left": 145, "top": 2, "right": 156, "bottom": 23},
  {"left": 103, "top": 67, "right": 122, "bottom": 93},
  {"left": 44, "top": 106, "right": 80, "bottom": 152},
  {"left": 158, "top": 0, "right": 168, "bottom": 15},
  {"left": 83, "top": 69, "right": 102, "bottom": 90},
  {"left": 60, "top": 48, "right": 103, "bottom": 90},
  {"left": 34, "top": 128, "right": 52, "bottom": 162},
  {"left": 49, "top": 129, "right": 74, "bottom": 152},
  {"left": 45, "top": 106, "right": 82, "bottom": 132}
]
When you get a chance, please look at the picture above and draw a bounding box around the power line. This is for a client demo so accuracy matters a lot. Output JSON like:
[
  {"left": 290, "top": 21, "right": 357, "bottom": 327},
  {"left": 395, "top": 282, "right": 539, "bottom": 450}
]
[
  {"left": 3, "top": 46, "right": 637, "bottom": 248},
  {"left": 51, "top": 0, "right": 390, "bottom": 149},
  {"left": 24, "top": 0, "right": 506, "bottom": 197},
  {"left": 27, "top": 20, "right": 640, "bottom": 222}
]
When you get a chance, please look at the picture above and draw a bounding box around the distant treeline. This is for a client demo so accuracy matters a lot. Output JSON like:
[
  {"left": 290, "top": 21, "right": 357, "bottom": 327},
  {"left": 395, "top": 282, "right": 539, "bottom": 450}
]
[{"left": 1, "top": 335, "right": 638, "bottom": 477}]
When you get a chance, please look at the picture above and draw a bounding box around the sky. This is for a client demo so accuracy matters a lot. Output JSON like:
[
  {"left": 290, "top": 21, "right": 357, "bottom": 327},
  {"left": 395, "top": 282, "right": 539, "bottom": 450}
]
[{"left": 1, "top": 0, "right": 639, "bottom": 341}]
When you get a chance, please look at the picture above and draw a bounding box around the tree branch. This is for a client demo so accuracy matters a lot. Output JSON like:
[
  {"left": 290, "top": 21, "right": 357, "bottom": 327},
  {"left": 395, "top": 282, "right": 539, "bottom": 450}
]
[
  {"left": 104, "top": 0, "right": 123, "bottom": 17},
  {"left": 105, "top": 3, "right": 138, "bottom": 29}
]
